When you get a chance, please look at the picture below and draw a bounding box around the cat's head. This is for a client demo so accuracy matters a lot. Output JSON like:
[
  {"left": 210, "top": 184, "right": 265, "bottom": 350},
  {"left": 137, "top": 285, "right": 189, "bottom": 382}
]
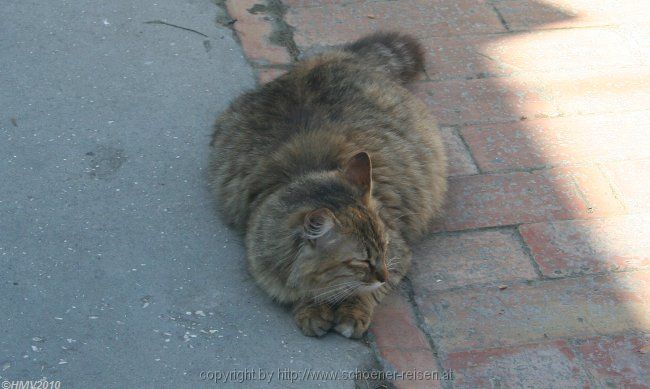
[{"left": 286, "top": 152, "right": 390, "bottom": 303}]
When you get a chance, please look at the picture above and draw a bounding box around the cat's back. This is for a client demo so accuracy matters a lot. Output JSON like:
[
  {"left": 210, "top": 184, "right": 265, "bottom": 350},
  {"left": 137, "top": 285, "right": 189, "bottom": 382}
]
[
  {"left": 211, "top": 51, "right": 395, "bottom": 145},
  {"left": 208, "top": 51, "right": 387, "bottom": 227},
  {"left": 209, "top": 34, "right": 447, "bottom": 239}
]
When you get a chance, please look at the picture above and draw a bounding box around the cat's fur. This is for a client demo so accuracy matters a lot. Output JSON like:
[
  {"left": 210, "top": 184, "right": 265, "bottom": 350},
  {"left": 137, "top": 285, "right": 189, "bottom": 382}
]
[{"left": 208, "top": 32, "right": 447, "bottom": 338}]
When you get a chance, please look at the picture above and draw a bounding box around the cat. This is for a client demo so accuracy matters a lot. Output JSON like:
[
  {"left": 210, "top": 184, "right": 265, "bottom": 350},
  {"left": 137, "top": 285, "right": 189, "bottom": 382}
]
[{"left": 208, "top": 32, "right": 447, "bottom": 338}]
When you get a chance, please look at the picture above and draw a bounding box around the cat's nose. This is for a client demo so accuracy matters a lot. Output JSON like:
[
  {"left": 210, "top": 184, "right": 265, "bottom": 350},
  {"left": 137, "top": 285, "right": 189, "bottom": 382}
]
[{"left": 375, "top": 265, "right": 388, "bottom": 283}]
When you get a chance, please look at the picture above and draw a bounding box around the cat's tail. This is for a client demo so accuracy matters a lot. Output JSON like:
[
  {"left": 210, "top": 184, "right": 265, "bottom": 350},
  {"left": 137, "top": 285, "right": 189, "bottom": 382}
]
[{"left": 344, "top": 32, "right": 425, "bottom": 85}]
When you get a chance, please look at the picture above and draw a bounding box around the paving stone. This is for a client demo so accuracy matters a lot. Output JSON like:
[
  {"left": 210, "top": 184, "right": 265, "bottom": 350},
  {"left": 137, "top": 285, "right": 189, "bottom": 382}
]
[
  {"left": 371, "top": 292, "right": 431, "bottom": 351},
  {"left": 415, "top": 271, "right": 650, "bottom": 353},
  {"left": 602, "top": 159, "right": 650, "bottom": 214},
  {"left": 441, "top": 127, "right": 479, "bottom": 177},
  {"left": 420, "top": 35, "right": 511, "bottom": 80},
  {"left": 444, "top": 340, "right": 591, "bottom": 388},
  {"left": 414, "top": 76, "right": 558, "bottom": 126},
  {"left": 441, "top": 167, "right": 623, "bottom": 231},
  {"left": 412, "top": 229, "right": 538, "bottom": 292},
  {"left": 493, "top": 0, "right": 617, "bottom": 31},
  {"left": 461, "top": 111, "right": 650, "bottom": 172},
  {"left": 479, "top": 28, "right": 642, "bottom": 72},
  {"left": 621, "top": 23, "right": 650, "bottom": 66},
  {"left": 520, "top": 215, "right": 650, "bottom": 277},
  {"left": 285, "top": 0, "right": 505, "bottom": 50},
  {"left": 575, "top": 334, "right": 650, "bottom": 388},
  {"left": 422, "top": 27, "right": 642, "bottom": 80},
  {"left": 227, "top": 0, "right": 291, "bottom": 65},
  {"left": 370, "top": 291, "right": 443, "bottom": 389},
  {"left": 546, "top": 68, "right": 650, "bottom": 116},
  {"left": 378, "top": 348, "right": 445, "bottom": 389}
]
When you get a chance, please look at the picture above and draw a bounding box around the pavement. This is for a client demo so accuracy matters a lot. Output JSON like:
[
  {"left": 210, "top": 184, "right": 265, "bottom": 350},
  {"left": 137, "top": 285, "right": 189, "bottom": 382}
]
[
  {"left": 226, "top": 0, "right": 650, "bottom": 388},
  {"left": 0, "top": 1, "right": 375, "bottom": 388}
]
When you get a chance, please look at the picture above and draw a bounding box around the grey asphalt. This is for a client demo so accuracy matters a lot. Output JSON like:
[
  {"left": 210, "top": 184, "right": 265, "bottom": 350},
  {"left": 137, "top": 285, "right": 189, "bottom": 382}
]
[{"left": 0, "top": 1, "right": 373, "bottom": 387}]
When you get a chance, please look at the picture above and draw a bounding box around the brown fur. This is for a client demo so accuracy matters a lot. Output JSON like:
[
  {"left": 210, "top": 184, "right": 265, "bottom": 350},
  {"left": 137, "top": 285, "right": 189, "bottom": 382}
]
[{"left": 208, "top": 32, "right": 447, "bottom": 338}]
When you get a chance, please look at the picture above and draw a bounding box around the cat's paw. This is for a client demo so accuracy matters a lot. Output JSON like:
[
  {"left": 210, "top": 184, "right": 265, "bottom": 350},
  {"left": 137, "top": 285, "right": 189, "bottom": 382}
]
[
  {"left": 294, "top": 303, "right": 334, "bottom": 337},
  {"left": 334, "top": 304, "right": 372, "bottom": 339}
]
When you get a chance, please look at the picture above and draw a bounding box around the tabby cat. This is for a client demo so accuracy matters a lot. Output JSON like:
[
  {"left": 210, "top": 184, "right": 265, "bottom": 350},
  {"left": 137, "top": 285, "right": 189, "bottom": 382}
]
[{"left": 209, "top": 32, "right": 447, "bottom": 338}]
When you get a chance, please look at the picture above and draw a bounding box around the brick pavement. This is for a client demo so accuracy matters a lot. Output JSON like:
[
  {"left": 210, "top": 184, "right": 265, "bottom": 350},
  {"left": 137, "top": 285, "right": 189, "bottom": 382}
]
[{"left": 221, "top": 1, "right": 650, "bottom": 387}]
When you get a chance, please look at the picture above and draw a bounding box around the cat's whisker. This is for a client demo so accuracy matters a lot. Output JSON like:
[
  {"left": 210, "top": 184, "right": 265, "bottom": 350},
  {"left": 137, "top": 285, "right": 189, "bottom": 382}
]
[
  {"left": 327, "top": 285, "right": 357, "bottom": 305},
  {"left": 316, "top": 281, "right": 360, "bottom": 305},
  {"left": 311, "top": 280, "right": 357, "bottom": 294},
  {"left": 328, "top": 286, "right": 356, "bottom": 299},
  {"left": 340, "top": 288, "right": 360, "bottom": 304},
  {"left": 311, "top": 287, "right": 343, "bottom": 302},
  {"left": 322, "top": 289, "right": 346, "bottom": 304},
  {"left": 311, "top": 281, "right": 358, "bottom": 303},
  {"left": 312, "top": 288, "right": 345, "bottom": 302},
  {"left": 334, "top": 281, "right": 362, "bottom": 302}
]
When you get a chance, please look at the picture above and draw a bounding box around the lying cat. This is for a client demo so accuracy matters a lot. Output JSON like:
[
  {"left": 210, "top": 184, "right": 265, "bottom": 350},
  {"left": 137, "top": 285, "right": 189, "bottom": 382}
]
[{"left": 209, "top": 32, "right": 447, "bottom": 338}]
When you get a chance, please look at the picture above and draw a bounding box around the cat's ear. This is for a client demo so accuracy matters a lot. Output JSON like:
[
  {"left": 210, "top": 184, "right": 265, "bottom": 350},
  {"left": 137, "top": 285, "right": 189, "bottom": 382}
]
[
  {"left": 343, "top": 152, "right": 372, "bottom": 200},
  {"left": 303, "top": 208, "right": 339, "bottom": 249}
]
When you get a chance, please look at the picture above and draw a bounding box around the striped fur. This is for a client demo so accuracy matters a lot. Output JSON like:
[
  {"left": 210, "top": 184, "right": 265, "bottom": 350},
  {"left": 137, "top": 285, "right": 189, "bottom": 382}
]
[{"left": 208, "top": 32, "right": 446, "bottom": 338}]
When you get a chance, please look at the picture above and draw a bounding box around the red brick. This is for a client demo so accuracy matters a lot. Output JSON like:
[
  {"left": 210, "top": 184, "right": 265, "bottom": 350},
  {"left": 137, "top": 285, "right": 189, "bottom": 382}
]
[
  {"left": 445, "top": 340, "right": 590, "bottom": 388},
  {"left": 520, "top": 215, "right": 650, "bottom": 277},
  {"left": 419, "top": 67, "right": 650, "bottom": 126},
  {"left": 441, "top": 127, "right": 478, "bottom": 177},
  {"left": 494, "top": 0, "right": 649, "bottom": 31},
  {"left": 421, "top": 35, "right": 510, "bottom": 80},
  {"left": 484, "top": 28, "right": 641, "bottom": 71},
  {"left": 422, "top": 27, "right": 642, "bottom": 80},
  {"left": 370, "top": 292, "right": 444, "bottom": 389},
  {"left": 575, "top": 334, "right": 650, "bottom": 388},
  {"left": 550, "top": 165, "right": 625, "bottom": 216},
  {"left": 441, "top": 167, "right": 623, "bottom": 231},
  {"left": 256, "top": 68, "right": 287, "bottom": 84},
  {"left": 285, "top": 0, "right": 505, "bottom": 50},
  {"left": 227, "top": 0, "right": 291, "bottom": 65},
  {"left": 415, "top": 77, "right": 558, "bottom": 126},
  {"left": 377, "top": 348, "right": 444, "bottom": 389},
  {"left": 412, "top": 229, "right": 538, "bottom": 292},
  {"left": 602, "top": 160, "right": 650, "bottom": 214},
  {"left": 415, "top": 271, "right": 650, "bottom": 353},
  {"left": 546, "top": 68, "right": 650, "bottom": 116},
  {"left": 370, "top": 292, "right": 430, "bottom": 351},
  {"left": 461, "top": 111, "right": 650, "bottom": 172},
  {"left": 493, "top": 0, "right": 617, "bottom": 31}
]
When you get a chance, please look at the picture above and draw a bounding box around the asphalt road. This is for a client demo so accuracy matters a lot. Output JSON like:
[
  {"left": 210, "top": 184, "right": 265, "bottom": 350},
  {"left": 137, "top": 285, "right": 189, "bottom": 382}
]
[{"left": 0, "top": 1, "right": 373, "bottom": 387}]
